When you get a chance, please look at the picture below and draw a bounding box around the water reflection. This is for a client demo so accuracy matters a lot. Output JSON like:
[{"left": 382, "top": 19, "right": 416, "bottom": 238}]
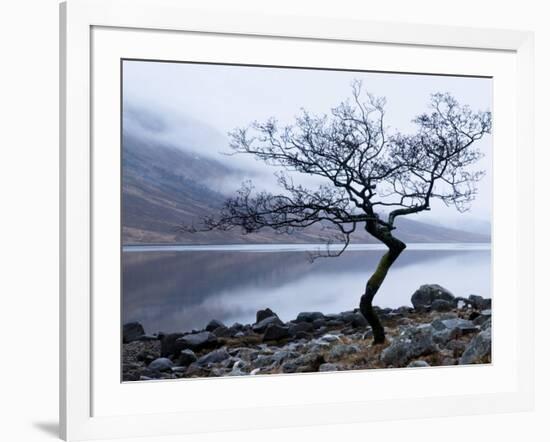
[{"left": 122, "top": 247, "right": 491, "bottom": 334}]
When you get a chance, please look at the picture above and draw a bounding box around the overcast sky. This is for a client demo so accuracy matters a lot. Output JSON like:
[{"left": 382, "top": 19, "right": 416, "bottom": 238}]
[{"left": 123, "top": 60, "right": 492, "bottom": 231}]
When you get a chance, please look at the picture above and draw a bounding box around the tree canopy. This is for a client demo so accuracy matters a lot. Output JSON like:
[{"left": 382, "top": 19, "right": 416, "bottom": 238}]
[{"left": 195, "top": 81, "right": 491, "bottom": 255}]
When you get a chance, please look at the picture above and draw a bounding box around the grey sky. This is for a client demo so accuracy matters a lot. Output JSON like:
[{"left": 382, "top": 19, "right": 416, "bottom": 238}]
[{"left": 123, "top": 60, "right": 492, "bottom": 231}]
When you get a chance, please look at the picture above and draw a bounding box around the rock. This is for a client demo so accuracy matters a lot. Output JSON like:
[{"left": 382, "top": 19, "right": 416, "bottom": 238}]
[
  {"left": 256, "top": 308, "right": 278, "bottom": 323},
  {"left": 231, "top": 359, "right": 248, "bottom": 370},
  {"left": 212, "top": 326, "right": 233, "bottom": 338},
  {"left": 234, "top": 347, "right": 260, "bottom": 362},
  {"left": 431, "top": 299, "right": 455, "bottom": 312},
  {"left": 341, "top": 311, "right": 358, "bottom": 323},
  {"left": 178, "top": 349, "right": 198, "bottom": 366},
  {"left": 197, "top": 348, "right": 231, "bottom": 366},
  {"left": 319, "top": 363, "right": 340, "bottom": 372},
  {"left": 307, "top": 340, "right": 331, "bottom": 353},
  {"left": 122, "top": 322, "right": 145, "bottom": 343},
  {"left": 381, "top": 341, "right": 410, "bottom": 367},
  {"left": 473, "top": 309, "right": 492, "bottom": 326},
  {"left": 296, "top": 311, "right": 325, "bottom": 323},
  {"left": 394, "top": 306, "right": 412, "bottom": 315},
  {"left": 411, "top": 284, "right": 456, "bottom": 312},
  {"left": 289, "top": 322, "right": 314, "bottom": 336},
  {"left": 320, "top": 334, "right": 340, "bottom": 343},
  {"left": 312, "top": 318, "right": 326, "bottom": 329},
  {"left": 407, "top": 360, "right": 430, "bottom": 368},
  {"left": 228, "top": 367, "right": 247, "bottom": 376},
  {"left": 229, "top": 322, "right": 244, "bottom": 333},
  {"left": 272, "top": 350, "right": 297, "bottom": 364},
  {"left": 441, "top": 357, "right": 457, "bottom": 366},
  {"left": 138, "top": 334, "right": 158, "bottom": 342},
  {"left": 431, "top": 318, "right": 478, "bottom": 334},
  {"left": 263, "top": 324, "right": 290, "bottom": 341},
  {"left": 174, "top": 331, "right": 218, "bottom": 353},
  {"left": 351, "top": 313, "right": 368, "bottom": 328},
  {"left": 326, "top": 344, "right": 359, "bottom": 362},
  {"left": 446, "top": 339, "right": 467, "bottom": 357},
  {"left": 459, "top": 329, "right": 492, "bottom": 364},
  {"left": 253, "top": 354, "right": 276, "bottom": 368},
  {"left": 381, "top": 326, "right": 436, "bottom": 367},
  {"left": 281, "top": 353, "right": 325, "bottom": 373},
  {"left": 468, "top": 295, "right": 491, "bottom": 310},
  {"left": 252, "top": 316, "right": 284, "bottom": 333},
  {"left": 185, "top": 363, "right": 208, "bottom": 377},
  {"left": 160, "top": 332, "right": 185, "bottom": 357},
  {"left": 205, "top": 319, "right": 225, "bottom": 332},
  {"left": 432, "top": 327, "right": 461, "bottom": 345},
  {"left": 136, "top": 350, "right": 156, "bottom": 365},
  {"left": 293, "top": 331, "right": 313, "bottom": 341},
  {"left": 148, "top": 357, "right": 174, "bottom": 372},
  {"left": 325, "top": 313, "right": 344, "bottom": 321}
]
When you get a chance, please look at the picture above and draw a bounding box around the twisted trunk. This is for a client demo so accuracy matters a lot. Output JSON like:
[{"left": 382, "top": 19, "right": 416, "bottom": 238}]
[{"left": 360, "top": 225, "right": 406, "bottom": 344}]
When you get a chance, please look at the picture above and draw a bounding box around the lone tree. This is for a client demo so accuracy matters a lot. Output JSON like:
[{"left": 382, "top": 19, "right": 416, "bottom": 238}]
[{"left": 188, "top": 81, "right": 491, "bottom": 344}]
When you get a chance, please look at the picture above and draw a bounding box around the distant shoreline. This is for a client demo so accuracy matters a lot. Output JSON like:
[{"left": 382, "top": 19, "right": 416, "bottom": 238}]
[{"left": 122, "top": 242, "right": 492, "bottom": 253}]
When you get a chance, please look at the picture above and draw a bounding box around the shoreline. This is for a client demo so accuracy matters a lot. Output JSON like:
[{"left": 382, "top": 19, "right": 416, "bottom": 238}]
[{"left": 122, "top": 285, "right": 492, "bottom": 381}]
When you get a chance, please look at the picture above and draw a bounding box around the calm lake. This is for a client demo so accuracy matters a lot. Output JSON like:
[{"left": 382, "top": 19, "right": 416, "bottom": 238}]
[{"left": 122, "top": 243, "right": 491, "bottom": 334}]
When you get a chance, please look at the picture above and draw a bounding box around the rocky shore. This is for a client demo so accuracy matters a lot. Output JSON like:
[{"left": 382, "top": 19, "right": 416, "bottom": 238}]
[{"left": 122, "top": 284, "right": 492, "bottom": 381}]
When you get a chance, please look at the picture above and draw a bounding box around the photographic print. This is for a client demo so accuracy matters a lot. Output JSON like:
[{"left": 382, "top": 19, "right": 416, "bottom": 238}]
[{"left": 121, "top": 60, "right": 492, "bottom": 381}]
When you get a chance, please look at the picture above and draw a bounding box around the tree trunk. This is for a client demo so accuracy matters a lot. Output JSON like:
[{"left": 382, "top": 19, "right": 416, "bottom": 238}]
[{"left": 360, "top": 230, "right": 406, "bottom": 344}]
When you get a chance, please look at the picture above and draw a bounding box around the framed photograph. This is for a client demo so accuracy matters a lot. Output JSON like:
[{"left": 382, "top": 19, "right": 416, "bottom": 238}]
[{"left": 60, "top": 0, "right": 534, "bottom": 440}]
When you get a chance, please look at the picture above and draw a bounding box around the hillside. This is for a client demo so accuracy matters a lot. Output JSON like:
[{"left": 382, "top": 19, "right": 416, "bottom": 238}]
[{"left": 122, "top": 132, "right": 491, "bottom": 245}]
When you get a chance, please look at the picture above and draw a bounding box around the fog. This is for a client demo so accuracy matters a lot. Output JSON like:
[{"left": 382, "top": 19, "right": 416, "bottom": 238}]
[{"left": 123, "top": 60, "right": 492, "bottom": 232}]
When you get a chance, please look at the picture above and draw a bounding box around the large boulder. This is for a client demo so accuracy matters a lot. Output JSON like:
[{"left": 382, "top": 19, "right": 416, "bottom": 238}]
[
  {"left": 178, "top": 349, "right": 198, "bottom": 366},
  {"left": 252, "top": 315, "right": 284, "bottom": 333},
  {"left": 411, "top": 284, "right": 456, "bottom": 312},
  {"left": 122, "top": 322, "right": 145, "bottom": 343},
  {"left": 459, "top": 329, "right": 492, "bottom": 364},
  {"left": 381, "top": 326, "right": 437, "bottom": 367},
  {"left": 430, "top": 318, "right": 478, "bottom": 344},
  {"left": 148, "top": 357, "right": 174, "bottom": 372},
  {"left": 351, "top": 313, "right": 368, "bottom": 328},
  {"left": 197, "top": 348, "right": 231, "bottom": 366},
  {"left": 263, "top": 324, "right": 290, "bottom": 341},
  {"left": 160, "top": 332, "right": 185, "bottom": 357},
  {"left": 431, "top": 299, "right": 455, "bottom": 312},
  {"left": 256, "top": 308, "right": 278, "bottom": 323},
  {"left": 174, "top": 331, "right": 218, "bottom": 353}
]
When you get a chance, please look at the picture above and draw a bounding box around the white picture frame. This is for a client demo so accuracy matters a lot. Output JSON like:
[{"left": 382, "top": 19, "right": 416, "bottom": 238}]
[{"left": 60, "top": 0, "right": 534, "bottom": 440}]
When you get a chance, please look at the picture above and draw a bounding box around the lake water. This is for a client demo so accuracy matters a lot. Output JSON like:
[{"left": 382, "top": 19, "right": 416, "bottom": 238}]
[{"left": 122, "top": 243, "right": 491, "bottom": 335}]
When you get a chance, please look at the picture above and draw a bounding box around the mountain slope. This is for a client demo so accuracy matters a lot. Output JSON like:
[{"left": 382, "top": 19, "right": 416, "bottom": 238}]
[{"left": 122, "top": 133, "right": 490, "bottom": 245}]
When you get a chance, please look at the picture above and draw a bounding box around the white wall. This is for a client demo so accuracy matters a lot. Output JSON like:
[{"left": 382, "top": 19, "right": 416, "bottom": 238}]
[{"left": 0, "top": 1, "right": 547, "bottom": 441}]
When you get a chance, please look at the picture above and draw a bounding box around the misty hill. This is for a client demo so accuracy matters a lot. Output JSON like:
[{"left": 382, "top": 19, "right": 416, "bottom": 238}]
[{"left": 122, "top": 132, "right": 490, "bottom": 245}]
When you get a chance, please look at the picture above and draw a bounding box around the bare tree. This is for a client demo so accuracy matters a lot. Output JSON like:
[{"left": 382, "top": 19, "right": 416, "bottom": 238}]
[{"left": 187, "top": 81, "right": 491, "bottom": 344}]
